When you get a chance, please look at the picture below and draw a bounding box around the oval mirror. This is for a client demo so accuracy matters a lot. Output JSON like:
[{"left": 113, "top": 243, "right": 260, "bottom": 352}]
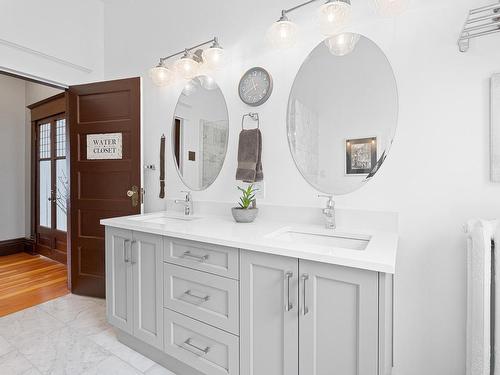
[
  {"left": 287, "top": 34, "right": 398, "bottom": 195},
  {"left": 172, "top": 75, "right": 229, "bottom": 190}
]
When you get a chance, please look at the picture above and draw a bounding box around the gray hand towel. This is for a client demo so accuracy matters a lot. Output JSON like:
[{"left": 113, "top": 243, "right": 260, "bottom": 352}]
[{"left": 236, "top": 128, "right": 264, "bottom": 182}]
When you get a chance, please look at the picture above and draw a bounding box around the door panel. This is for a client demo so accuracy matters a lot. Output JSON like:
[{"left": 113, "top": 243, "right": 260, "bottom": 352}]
[
  {"left": 299, "top": 260, "right": 379, "bottom": 375},
  {"left": 105, "top": 227, "right": 133, "bottom": 334},
  {"left": 240, "top": 251, "right": 299, "bottom": 375},
  {"left": 69, "top": 77, "right": 141, "bottom": 297},
  {"left": 35, "top": 114, "right": 67, "bottom": 264},
  {"left": 132, "top": 231, "right": 163, "bottom": 349}
]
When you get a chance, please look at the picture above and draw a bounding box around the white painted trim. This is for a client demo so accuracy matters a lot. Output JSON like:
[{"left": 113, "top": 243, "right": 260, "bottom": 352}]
[
  {"left": 0, "top": 38, "right": 93, "bottom": 74},
  {"left": 0, "top": 66, "right": 68, "bottom": 89}
]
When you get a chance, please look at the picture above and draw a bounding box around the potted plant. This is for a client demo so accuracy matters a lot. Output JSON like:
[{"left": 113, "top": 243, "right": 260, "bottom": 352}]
[{"left": 232, "top": 184, "right": 259, "bottom": 223}]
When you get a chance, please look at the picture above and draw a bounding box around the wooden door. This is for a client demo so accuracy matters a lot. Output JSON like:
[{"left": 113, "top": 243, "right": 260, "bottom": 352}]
[
  {"left": 105, "top": 226, "right": 133, "bottom": 334},
  {"left": 69, "top": 78, "right": 141, "bottom": 297},
  {"left": 35, "top": 114, "right": 68, "bottom": 263},
  {"left": 298, "top": 260, "right": 379, "bottom": 375},
  {"left": 240, "top": 251, "right": 299, "bottom": 375},
  {"left": 132, "top": 231, "right": 164, "bottom": 349}
]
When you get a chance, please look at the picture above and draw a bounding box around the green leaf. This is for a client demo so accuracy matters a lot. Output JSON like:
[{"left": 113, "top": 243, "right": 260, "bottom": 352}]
[{"left": 236, "top": 184, "right": 258, "bottom": 209}]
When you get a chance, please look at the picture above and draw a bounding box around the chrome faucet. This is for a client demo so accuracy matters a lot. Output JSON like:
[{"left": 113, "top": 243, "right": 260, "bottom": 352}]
[
  {"left": 318, "top": 194, "right": 335, "bottom": 229},
  {"left": 175, "top": 191, "right": 193, "bottom": 216}
]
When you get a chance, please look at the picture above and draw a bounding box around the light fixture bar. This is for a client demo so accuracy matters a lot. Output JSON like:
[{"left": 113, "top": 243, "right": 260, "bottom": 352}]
[
  {"left": 280, "top": 0, "right": 350, "bottom": 19},
  {"left": 159, "top": 37, "right": 219, "bottom": 64},
  {"left": 282, "top": 0, "right": 320, "bottom": 18},
  {"left": 458, "top": 1, "right": 500, "bottom": 52}
]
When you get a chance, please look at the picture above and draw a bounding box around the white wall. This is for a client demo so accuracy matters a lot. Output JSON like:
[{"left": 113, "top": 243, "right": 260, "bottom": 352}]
[
  {"left": 0, "top": 0, "right": 104, "bottom": 85},
  {"left": 0, "top": 75, "right": 28, "bottom": 241},
  {"left": 102, "top": 0, "right": 500, "bottom": 374}
]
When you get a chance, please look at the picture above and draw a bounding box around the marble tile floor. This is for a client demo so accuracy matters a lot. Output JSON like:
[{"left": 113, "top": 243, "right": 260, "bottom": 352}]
[{"left": 0, "top": 294, "right": 177, "bottom": 375}]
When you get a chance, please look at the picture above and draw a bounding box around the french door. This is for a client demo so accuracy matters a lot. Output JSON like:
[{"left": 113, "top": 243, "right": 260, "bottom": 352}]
[{"left": 36, "top": 114, "right": 68, "bottom": 263}]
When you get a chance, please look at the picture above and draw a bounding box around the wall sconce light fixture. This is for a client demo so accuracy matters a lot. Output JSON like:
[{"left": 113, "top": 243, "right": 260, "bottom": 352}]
[
  {"left": 150, "top": 37, "right": 224, "bottom": 86},
  {"left": 268, "top": 0, "right": 406, "bottom": 52}
]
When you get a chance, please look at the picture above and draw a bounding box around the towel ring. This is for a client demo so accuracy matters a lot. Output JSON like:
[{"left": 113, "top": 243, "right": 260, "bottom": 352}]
[{"left": 241, "top": 112, "right": 260, "bottom": 130}]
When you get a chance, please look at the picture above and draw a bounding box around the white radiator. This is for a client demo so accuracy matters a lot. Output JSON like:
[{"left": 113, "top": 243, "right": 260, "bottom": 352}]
[{"left": 466, "top": 220, "right": 498, "bottom": 375}]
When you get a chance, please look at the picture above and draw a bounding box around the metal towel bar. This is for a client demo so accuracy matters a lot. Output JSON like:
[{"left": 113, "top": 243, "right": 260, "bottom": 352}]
[
  {"left": 459, "top": 1, "right": 500, "bottom": 52},
  {"left": 241, "top": 113, "right": 260, "bottom": 130}
]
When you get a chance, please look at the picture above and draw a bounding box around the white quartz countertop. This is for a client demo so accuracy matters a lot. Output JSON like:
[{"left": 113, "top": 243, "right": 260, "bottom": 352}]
[{"left": 101, "top": 211, "right": 398, "bottom": 274}]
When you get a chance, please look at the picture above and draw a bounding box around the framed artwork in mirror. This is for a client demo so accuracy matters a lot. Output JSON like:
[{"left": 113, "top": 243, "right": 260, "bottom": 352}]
[{"left": 345, "top": 137, "right": 377, "bottom": 175}]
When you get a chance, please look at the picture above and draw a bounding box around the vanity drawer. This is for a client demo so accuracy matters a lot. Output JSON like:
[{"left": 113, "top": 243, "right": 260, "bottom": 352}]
[
  {"left": 164, "top": 238, "right": 239, "bottom": 279},
  {"left": 164, "top": 309, "right": 239, "bottom": 375},
  {"left": 164, "top": 263, "right": 239, "bottom": 335}
]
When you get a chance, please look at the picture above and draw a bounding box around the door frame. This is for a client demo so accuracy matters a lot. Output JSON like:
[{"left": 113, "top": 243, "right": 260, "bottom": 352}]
[
  {"left": 1, "top": 67, "right": 68, "bottom": 245},
  {"left": 28, "top": 93, "right": 69, "bottom": 265}
]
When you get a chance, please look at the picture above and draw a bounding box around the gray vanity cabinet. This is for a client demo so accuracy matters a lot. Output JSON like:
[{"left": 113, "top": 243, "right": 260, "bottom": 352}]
[
  {"left": 299, "top": 260, "right": 379, "bottom": 375},
  {"left": 240, "top": 251, "right": 299, "bottom": 375},
  {"left": 106, "top": 227, "right": 134, "bottom": 333},
  {"left": 105, "top": 227, "right": 164, "bottom": 350},
  {"left": 105, "top": 226, "right": 393, "bottom": 375},
  {"left": 240, "top": 251, "right": 388, "bottom": 375}
]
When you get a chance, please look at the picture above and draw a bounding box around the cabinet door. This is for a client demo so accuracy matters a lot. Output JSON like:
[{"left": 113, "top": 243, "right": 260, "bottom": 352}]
[
  {"left": 105, "top": 227, "right": 133, "bottom": 333},
  {"left": 240, "top": 250, "right": 299, "bottom": 375},
  {"left": 299, "top": 260, "right": 379, "bottom": 375},
  {"left": 132, "top": 231, "right": 164, "bottom": 349}
]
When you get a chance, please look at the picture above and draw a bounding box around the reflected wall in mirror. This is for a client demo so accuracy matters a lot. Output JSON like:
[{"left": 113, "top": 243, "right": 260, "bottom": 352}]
[
  {"left": 287, "top": 34, "right": 398, "bottom": 195},
  {"left": 172, "top": 75, "right": 229, "bottom": 190}
]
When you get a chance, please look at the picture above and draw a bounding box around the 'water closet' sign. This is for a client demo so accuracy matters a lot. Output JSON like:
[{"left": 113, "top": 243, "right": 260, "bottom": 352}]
[{"left": 87, "top": 133, "right": 123, "bottom": 160}]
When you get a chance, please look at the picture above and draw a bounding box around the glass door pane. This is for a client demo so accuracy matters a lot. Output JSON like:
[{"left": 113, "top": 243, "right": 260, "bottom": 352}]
[
  {"left": 39, "top": 122, "right": 52, "bottom": 228},
  {"left": 56, "top": 159, "right": 68, "bottom": 231},
  {"left": 39, "top": 160, "right": 52, "bottom": 227},
  {"left": 55, "top": 119, "right": 67, "bottom": 232}
]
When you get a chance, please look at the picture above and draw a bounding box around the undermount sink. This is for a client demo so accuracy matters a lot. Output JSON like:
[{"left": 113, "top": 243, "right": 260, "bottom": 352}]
[
  {"left": 267, "top": 228, "right": 371, "bottom": 251},
  {"left": 129, "top": 212, "right": 202, "bottom": 224}
]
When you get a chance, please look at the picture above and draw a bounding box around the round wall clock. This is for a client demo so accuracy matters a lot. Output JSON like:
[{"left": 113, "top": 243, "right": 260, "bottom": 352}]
[{"left": 238, "top": 67, "right": 273, "bottom": 107}]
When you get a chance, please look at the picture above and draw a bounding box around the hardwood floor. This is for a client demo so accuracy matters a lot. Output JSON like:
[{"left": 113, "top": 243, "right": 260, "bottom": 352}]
[{"left": 0, "top": 252, "right": 68, "bottom": 317}]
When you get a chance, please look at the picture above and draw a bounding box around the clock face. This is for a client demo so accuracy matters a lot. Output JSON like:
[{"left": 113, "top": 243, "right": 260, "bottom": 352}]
[{"left": 238, "top": 67, "right": 273, "bottom": 106}]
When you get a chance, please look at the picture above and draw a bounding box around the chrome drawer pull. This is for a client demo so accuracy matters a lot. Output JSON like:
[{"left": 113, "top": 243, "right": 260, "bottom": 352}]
[
  {"left": 130, "top": 240, "right": 137, "bottom": 264},
  {"left": 285, "top": 271, "right": 293, "bottom": 312},
  {"left": 181, "top": 251, "right": 209, "bottom": 262},
  {"left": 183, "top": 289, "right": 210, "bottom": 303},
  {"left": 123, "top": 239, "right": 130, "bottom": 263},
  {"left": 301, "top": 273, "right": 309, "bottom": 316},
  {"left": 182, "top": 338, "right": 210, "bottom": 355}
]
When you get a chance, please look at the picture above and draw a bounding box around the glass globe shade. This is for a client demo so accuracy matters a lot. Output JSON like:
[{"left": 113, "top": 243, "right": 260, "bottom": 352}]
[
  {"left": 202, "top": 47, "right": 225, "bottom": 69},
  {"left": 319, "top": 1, "right": 351, "bottom": 36},
  {"left": 174, "top": 56, "right": 200, "bottom": 80},
  {"left": 324, "top": 33, "right": 360, "bottom": 56},
  {"left": 267, "top": 19, "right": 299, "bottom": 49},
  {"left": 182, "top": 80, "right": 198, "bottom": 96},
  {"left": 199, "top": 75, "right": 217, "bottom": 90},
  {"left": 149, "top": 65, "right": 173, "bottom": 86},
  {"left": 374, "top": 0, "right": 407, "bottom": 17}
]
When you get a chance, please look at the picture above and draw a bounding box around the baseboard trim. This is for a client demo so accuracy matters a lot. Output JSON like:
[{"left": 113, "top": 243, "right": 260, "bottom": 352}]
[
  {"left": 116, "top": 329, "right": 204, "bottom": 375},
  {"left": 0, "top": 237, "right": 35, "bottom": 256}
]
